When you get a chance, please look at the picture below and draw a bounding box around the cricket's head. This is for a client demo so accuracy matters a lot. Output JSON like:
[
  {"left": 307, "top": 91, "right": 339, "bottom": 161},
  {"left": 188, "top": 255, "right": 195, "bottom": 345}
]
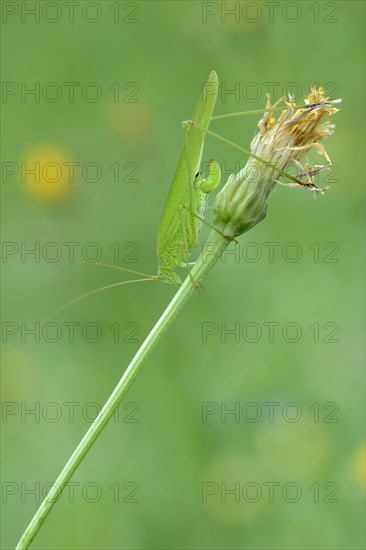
[
  {"left": 157, "top": 267, "right": 182, "bottom": 287},
  {"left": 213, "top": 86, "right": 342, "bottom": 239}
]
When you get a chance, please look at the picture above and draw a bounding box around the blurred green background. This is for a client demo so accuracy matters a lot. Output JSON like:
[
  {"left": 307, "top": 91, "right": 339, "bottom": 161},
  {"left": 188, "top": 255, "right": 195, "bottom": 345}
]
[{"left": 1, "top": 1, "right": 365, "bottom": 548}]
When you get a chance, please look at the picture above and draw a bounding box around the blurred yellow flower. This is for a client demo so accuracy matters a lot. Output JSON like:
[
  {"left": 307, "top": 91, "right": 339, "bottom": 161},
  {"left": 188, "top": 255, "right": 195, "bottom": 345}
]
[
  {"left": 201, "top": 452, "right": 267, "bottom": 524},
  {"left": 222, "top": 0, "right": 265, "bottom": 33},
  {"left": 106, "top": 100, "right": 153, "bottom": 145},
  {"left": 352, "top": 442, "right": 365, "bottom": 487},
  {"left": 1, "top": 347, "right": 36, "bottom": 400},
  {"left": 22, "top": 146, "right": 73, "bottom": 203}
]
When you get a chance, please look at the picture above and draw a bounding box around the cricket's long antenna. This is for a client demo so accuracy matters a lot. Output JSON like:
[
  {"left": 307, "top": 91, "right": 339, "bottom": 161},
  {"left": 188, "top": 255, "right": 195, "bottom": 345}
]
[
  {"left": 42, "top": 277, "right": 156, "bottom": 322},
  {"left": 211, "top": 100, "right": 340, "bottom": 121},
  {"left": 212, "top": 106, "right": 285, "bottom": 120},
  {"left": 73, "top": 260, "right": 155, "bottom": 278}
]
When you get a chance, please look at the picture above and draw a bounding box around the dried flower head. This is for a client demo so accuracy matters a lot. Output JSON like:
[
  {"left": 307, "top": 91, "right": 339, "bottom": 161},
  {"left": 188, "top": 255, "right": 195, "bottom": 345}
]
[{"left": 213, "top": 86, "right": 341, "bottom": 239}]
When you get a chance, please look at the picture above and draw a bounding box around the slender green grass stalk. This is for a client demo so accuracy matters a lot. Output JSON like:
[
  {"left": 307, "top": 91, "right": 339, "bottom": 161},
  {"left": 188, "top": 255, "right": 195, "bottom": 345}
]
[
  {"left": 15, "top": 229, "right": 229, "bottom": 550},
  {"left": 16, "top": 78, "right": 340, "bottom": 549}
]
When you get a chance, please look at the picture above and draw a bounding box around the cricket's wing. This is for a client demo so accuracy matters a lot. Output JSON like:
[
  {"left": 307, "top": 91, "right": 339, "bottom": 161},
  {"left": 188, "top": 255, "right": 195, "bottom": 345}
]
[{"left": 156, "top": 71, "right": 219, "bottom": 273}]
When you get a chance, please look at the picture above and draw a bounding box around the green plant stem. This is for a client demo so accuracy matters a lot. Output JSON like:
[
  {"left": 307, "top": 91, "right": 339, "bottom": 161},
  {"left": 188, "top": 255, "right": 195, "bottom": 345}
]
[{"left": 16, "top": 229, "right": 230, "bottom": 550}]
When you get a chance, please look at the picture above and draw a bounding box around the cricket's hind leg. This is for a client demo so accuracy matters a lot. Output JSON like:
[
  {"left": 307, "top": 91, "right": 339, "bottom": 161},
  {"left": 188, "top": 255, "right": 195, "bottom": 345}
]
[{"left": 180, "top": 204, "right": 238, "bottom": 244}]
